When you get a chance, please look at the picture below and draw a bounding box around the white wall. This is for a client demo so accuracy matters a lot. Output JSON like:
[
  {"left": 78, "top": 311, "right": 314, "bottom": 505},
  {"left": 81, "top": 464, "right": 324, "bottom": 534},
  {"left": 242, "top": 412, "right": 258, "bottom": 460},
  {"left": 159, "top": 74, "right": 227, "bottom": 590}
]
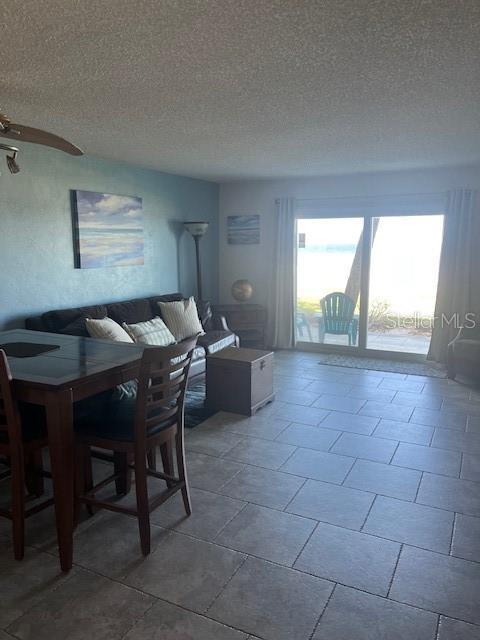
[{"left": 218, "top": 164, "right": 480, "bottom": 308}]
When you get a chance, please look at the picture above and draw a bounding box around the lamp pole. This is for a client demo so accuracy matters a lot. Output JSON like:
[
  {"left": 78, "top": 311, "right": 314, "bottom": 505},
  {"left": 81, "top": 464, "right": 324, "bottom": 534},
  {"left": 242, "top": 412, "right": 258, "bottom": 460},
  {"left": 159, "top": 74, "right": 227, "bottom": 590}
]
[
  {"left": 193, "top": 234, "right": 203, "bottom": 301},
  {"left": 183, "top": 221, "right": 209, "bottom": 302}
]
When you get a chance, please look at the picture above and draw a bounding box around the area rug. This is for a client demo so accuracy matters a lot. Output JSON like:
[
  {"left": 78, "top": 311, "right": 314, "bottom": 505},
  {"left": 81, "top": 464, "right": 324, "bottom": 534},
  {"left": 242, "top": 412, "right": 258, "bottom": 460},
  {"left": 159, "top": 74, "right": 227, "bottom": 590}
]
[
  {"left": 185, "top": 381, "right": 215, "bottom": 428},
  {"left": 317, "top": 353, "right": 447, "bottom": 378}
]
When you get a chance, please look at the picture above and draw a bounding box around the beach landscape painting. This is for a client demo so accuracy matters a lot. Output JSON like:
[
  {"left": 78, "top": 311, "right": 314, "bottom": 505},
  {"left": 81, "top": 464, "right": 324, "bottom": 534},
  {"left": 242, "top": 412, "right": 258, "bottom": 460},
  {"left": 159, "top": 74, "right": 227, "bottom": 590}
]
[
  {"left": 227, "top": 214, "right": 260, "bottom": 245},
  {"left": 72, "top": 190, "right": 144, "bottom": 268}
]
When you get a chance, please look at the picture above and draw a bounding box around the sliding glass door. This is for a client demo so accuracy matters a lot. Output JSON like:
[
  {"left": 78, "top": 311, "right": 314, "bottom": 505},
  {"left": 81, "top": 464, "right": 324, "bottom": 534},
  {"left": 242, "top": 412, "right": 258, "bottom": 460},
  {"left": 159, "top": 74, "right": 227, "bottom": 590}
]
[
  {"left": 367, "top": 215, "right": 444, "bottom": 354},
  {"left": 296, "top": 218, "right": 363, "bottom": 347},
  {"left": 296, "top": 213, "right": 444, "bottom": 357}
]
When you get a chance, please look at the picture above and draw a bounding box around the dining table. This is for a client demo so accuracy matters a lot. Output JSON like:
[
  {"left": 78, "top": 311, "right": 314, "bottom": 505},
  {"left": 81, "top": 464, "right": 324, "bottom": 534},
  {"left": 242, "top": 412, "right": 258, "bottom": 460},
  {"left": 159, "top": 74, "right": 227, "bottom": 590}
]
[{"left": 0, "top": 328, "right": 145, "bottom": 572}]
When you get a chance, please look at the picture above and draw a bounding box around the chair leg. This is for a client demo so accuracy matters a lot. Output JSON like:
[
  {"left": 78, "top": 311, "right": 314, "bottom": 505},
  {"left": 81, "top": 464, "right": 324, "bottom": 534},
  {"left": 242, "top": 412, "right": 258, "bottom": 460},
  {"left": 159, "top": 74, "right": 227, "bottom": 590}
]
[
  {"left": 147, "top": 448, "right": 157, "bottom": 471},
  {"left": 10, "top": 446, "right": 25, "bottom": 560},
  {"left": 25, "top": 450, "right": 45, "bottom": 498},
  {"left": 175, "top": 431, "right": 191, "bottom": 516},
  {"left": 134, "top": 451, "right": 150, "bottom": 556},
  {"left": 74, "top": 445, "right": 86, "bottom": 526},
  {"left": 83, "top": 446, "right": 95, "bottom": 516},
  {"left": 160, "top": 441, "right": 174, "bottom": 488},
  {"left": 114, "top": 452, "right": 132, "bottom": 496}
]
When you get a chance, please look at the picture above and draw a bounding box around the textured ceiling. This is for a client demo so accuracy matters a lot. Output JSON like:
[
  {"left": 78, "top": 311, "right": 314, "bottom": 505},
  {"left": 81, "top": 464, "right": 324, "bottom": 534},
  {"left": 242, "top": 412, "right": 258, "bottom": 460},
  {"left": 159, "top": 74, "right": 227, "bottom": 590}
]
[{"left": 1, "top": 0, "right": 480, "bottom": 180}]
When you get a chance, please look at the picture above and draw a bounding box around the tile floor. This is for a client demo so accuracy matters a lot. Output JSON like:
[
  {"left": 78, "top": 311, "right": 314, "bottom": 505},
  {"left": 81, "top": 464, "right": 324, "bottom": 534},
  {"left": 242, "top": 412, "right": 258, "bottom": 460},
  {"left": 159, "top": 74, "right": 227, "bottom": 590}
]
[{"left": 2, "top": 350, "right": 480, "bottom": 638}]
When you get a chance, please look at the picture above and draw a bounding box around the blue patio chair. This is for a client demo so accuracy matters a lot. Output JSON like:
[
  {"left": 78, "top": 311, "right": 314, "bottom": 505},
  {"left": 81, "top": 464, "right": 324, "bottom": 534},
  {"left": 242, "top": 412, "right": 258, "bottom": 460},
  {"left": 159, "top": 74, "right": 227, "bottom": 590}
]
[{"left": 319, "top": 292, "right": 358, "bottom": 346}]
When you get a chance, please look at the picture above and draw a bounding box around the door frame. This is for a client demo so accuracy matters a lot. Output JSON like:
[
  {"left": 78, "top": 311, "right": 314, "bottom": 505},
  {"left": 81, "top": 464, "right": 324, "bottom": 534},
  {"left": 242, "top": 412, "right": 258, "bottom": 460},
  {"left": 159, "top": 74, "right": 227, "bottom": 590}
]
[{"left": 295, "top": 209, "right": 444, "bottom": 361}]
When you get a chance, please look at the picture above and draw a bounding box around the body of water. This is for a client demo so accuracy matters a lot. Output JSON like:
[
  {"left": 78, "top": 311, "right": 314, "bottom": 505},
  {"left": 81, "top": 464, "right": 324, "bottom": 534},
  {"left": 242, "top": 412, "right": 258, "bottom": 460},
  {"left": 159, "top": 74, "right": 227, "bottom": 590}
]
[{"left": 78, "top": 227, "right": 144, "bottom": 268}]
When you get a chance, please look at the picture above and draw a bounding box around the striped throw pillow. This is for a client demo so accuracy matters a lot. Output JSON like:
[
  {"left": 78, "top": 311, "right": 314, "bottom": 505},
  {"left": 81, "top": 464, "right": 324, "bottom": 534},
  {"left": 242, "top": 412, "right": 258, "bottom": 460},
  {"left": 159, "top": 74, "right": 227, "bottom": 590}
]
[
  {"left": 157, "top": 296, "right": 205, "bottom": 341},
  {"left": 123, "top": 316, "right": 176, "bottom": 346}
]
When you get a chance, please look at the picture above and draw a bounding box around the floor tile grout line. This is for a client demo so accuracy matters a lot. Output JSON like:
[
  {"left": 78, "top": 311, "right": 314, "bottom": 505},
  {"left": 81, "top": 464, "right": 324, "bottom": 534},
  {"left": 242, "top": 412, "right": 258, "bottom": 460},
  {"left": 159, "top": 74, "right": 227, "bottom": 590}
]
[
  {"left": 150, "top": 495, "right": 474, "bottom": 562},
  {"left": 31, "top": 539, "right": 480, "bottom": 635},
  {"left": 459, "top": 450, "right": 465, "bottom": 480},
  {"left": 272, "top": 419, "right": 297, "bottom": 443},
  {"left": 308, "top": 582, "right": 338, "bottom": 640},
  {"left": 339, "top": 456, "right": 358, "bottom": 487},
  {"left": 359, "top": 493, "right": 378, "bottom": 532},
  {"left": 282, "top": 477, "right": 309, "bottom": 513},
  {"left": 36, "top": 540, "right": 258, "bottom": 640},
  {"left": 117, "top": 596, "right": 158, "bottom": 640},
  {"left": 212, "top": 500, "right": 250, "bottom": 543},
  {"left": 88, "top": 555, "right": 259, "bottom": 639},
  {"left": 386, "top": 593, "right": 480, "bottom": 629},
  {"left": 203, "top": 553, "right": 249, "bottom": 615},
  {"left": 278, "top": 443, "right": 300, "bottom": 468},
  {"left": 386, "top": 543, "right": 403, "bottom": 598},
  {"left": 413, "top": 471, "right": 424, "bottom": 503},
  {"left": 326, "top": 429, "right": 344, "bottom": 453},
  {"left": 114, "top": 444, "right": 480, "bottom": 523},
  {"left": 215, "top": 462, "right": 247, "bottom": 492},
  {"left": 4, "top": 559, "right": 82, "bottom": 634},
  {"left": 290, "top": 519, "right": 321, "bottom": 569},
  {"left": 388, "top": 459, "right": 462, "bottom": 481},
  {"left": 448, "top": 513, "right": 457, "bottom": 556},
  {"left": 195, "top": 415, "right": 480, "bottom": 460},
  {"left": 340, "top": 455, "right": 357, "bottom": 486},
  {"left": 388, "top": 439, "right": 401, "bottom": 464}
]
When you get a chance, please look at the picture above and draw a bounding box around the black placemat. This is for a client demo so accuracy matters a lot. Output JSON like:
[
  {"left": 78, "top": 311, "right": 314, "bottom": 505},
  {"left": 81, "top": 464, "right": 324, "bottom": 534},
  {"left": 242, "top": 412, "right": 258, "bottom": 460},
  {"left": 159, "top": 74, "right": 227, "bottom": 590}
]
[{"left": 0, "top": 342, "right": 61, "bottom": 358}]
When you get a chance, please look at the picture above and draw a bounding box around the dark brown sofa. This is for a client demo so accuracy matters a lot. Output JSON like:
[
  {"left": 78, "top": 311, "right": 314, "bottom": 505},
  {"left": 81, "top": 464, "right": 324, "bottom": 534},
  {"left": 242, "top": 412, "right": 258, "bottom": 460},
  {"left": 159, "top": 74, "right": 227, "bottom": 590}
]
[
  {"left": 447, "top": 326, "right": 480, "bottom": 381},
  {"left": 25, "top": 293, "right": 238, "bottom": 384}
]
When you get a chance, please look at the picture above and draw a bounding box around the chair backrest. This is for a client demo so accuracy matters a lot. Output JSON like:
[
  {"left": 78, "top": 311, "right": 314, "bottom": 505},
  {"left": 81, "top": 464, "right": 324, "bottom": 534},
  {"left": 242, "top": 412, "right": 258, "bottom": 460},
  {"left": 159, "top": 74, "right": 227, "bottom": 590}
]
[
  {"left": 133, "top": 337, "right": 198, "bottom": 443},
  {"left": 320, "top": 292, "right": 355, "bottom": 334},
  {"left": 0, "top": 349, "right": 22, "bottom": 449}
]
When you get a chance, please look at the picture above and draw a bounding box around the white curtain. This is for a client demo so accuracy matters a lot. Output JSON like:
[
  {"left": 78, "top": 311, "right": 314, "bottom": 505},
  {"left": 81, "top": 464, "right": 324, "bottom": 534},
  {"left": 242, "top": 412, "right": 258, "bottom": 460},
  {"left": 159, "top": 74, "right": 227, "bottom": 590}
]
[
  {"left": 428, "top": 189, "right": 480, "bottom": 362},
  {"left": 268, "top": 197, "right": 296, "bottom": 349}
]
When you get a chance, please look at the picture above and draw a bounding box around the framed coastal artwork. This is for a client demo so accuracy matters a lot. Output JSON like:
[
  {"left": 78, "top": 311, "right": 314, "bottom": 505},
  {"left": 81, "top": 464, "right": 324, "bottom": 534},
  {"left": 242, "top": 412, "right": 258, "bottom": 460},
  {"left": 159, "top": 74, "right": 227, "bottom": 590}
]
[
  {"left": 72, "top": 190, "right": 144, "bottom": 268},
  {"left": 227, "top": 214, "right": 260, "bottom": 245}
]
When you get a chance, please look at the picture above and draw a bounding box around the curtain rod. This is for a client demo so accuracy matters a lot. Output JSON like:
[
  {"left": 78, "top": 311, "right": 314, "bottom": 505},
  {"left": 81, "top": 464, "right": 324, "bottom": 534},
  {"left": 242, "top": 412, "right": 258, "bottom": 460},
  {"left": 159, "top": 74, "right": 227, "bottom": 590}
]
[{"left": 275, "top": 191, "right": 446, "bottom": 205}]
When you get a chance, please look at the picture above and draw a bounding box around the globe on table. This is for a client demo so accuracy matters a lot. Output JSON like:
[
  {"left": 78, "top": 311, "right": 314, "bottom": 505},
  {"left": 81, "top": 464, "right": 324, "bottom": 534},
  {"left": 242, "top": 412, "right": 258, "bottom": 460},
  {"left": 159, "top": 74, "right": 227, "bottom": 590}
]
[{"left": 231, "top": 279, "right": 253, "bottom": 302}]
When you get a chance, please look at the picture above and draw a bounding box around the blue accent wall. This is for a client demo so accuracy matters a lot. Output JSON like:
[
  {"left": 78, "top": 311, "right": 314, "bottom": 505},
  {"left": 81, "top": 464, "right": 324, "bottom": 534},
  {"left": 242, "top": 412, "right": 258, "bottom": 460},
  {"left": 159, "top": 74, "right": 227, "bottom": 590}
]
[{"left": 0, "top": 146, "right": 219, "bottom": 329}]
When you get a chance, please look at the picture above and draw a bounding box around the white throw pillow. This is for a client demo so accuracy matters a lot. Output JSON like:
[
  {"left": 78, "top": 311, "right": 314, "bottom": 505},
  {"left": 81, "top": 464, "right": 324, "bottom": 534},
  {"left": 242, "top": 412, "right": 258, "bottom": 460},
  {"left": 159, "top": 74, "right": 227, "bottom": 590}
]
[
  {"left": 85, "top": 317, "right": 133, "bottom": 342},
  {"left": 122, "top": 317, "right": 176, "bottom": 346},
  {"left": 157, "top": 296, "right": 204, "bottom": 341},
  {"left": 85, "top": 317, "right": 137, "bottom": 399}
]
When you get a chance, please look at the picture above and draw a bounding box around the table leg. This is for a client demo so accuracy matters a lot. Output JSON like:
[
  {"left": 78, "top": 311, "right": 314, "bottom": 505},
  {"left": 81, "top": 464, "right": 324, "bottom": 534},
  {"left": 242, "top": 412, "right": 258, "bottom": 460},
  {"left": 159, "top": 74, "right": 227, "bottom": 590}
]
[{"left": 45, "top": 388, "right": 74, "bottom": 572}]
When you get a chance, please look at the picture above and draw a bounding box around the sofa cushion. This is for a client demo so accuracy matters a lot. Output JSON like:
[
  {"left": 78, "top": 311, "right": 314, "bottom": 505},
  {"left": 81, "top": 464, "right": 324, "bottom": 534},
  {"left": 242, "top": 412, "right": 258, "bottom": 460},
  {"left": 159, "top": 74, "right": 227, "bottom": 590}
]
[
  {"left": 58, "top": 315, "right": 91, "bottom": 337},
  {"left": 107, "top": 297, "right": 153, "bottom": 326},
  {"left": 42, "top": 304, "right": 107, "bottom": 332},
  {"left": 192, "top": 345, "right": 206, "bottom": 361},
  {"left": 197, "top": 300, "right": 213, "bottom": 330},
  {"left": 197, "top": 331, "right": 237, "bottom": 355}
]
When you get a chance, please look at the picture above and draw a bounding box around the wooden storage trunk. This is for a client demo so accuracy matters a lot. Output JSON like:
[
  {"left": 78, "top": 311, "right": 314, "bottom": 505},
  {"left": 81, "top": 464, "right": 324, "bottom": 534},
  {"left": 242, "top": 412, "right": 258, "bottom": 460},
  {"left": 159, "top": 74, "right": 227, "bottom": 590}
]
[{"left": 206, "top": 347, "right": 275, "bottom": 416}]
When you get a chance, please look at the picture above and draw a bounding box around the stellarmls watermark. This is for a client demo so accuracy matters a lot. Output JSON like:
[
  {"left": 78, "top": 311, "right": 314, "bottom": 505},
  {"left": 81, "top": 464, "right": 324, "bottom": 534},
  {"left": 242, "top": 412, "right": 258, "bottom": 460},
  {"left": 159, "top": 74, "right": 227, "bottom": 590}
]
[{"left": 383, "top": 313, "right": 478, "bottom": 331}]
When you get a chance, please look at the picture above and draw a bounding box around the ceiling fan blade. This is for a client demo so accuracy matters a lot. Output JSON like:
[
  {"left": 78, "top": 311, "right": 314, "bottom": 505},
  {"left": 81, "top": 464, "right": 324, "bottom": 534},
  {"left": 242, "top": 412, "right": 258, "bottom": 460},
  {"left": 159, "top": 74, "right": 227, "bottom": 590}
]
[{"left": 0, "top": 124, "right": 83, "bottom": 156}]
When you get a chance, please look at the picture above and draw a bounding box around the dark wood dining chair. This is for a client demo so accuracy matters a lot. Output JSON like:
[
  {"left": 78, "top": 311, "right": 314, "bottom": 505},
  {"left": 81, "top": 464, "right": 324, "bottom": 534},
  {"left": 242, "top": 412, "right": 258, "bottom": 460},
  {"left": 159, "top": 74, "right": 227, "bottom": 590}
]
[
  {"left": 0, "top": 349, "right": 53, "bottom": 560},
  {"left": 74, "top": 337, "right": 197, "bottom": 555}
]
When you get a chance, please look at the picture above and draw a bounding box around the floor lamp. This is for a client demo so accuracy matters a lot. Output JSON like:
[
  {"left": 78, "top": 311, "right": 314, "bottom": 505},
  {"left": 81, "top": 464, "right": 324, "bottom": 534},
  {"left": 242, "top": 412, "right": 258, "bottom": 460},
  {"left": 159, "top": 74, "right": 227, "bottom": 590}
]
[{"left": 184, "top": 221, "right": 209, "bottom": 301}]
